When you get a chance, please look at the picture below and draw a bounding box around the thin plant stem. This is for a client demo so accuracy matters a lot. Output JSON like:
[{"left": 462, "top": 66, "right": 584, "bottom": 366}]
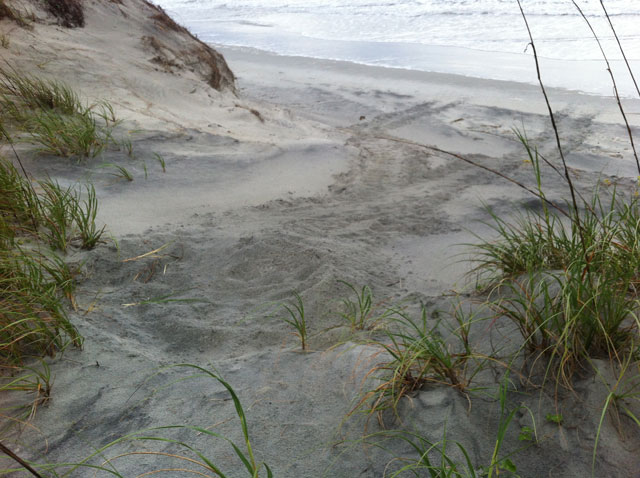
[
  {"left": 371, "top": 132, "right": 571, "bottom": 220},
  {"left": 0, "top": 441, "right": 45, "bottom": 478},
  {"left": 0, "top": 124, "right": 41, "bottom": 229},
  {"left": 600, "top": 0, "right": 640, "bottom": 99},
  {"left": 572, "top": 0, "right": 640, "bottom": 175},
  {"left": 516, "top": 0, "right": 588, "bottom": 265}
]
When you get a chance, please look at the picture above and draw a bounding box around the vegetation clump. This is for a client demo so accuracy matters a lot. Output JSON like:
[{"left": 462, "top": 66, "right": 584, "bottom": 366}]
[
  {"left": 474, "top": 144, "right": 640, "bottom": 385},
  {"left": 353, "top": 305, "right": 481, "bottom": 423},
  {"left": 0, "top": 66, "right": 119, "bottom": 159},
  {"left": 0, "top": 113, "right": 104, "bottom": 429},
  {"left": 0, "top": 153, "right": 104, "bottom": 367}
]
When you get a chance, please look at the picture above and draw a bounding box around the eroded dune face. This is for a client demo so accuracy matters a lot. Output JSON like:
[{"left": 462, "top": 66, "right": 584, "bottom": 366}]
[{"left": 0, "top": 0, "right": 235, "bottom": 93}]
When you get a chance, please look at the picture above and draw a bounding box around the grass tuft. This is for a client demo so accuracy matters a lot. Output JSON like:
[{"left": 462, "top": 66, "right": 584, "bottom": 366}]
[
  {"left": 360, "top": 378, "right": 524, "bottom": 477},
  {"left": 279, "top": 291, "right": 308, "bottom": 351},
  {"left": 0, "top": 65, "right": 121, "bottom": 159},
  {"left": 0, "top": 246, "right": 83, "bottom": 365},
  {"left": 339, "top": 280, "right": 393, "bottom": 331},
  {"left": 473, "top": 136, "right": 640, "bottom": 386},
  {"left": 352, "top": 304, "right": 483, "bottom": 423}
]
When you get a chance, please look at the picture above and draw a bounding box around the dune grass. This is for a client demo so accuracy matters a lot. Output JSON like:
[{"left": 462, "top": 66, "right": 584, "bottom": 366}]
[
  {"left": 0, "top": 67, "right": 82, "bottom": 115},
  {"left": 0, "top": 4, "right": 638, "bottom": 477},
  {"left": 73, "top": 184, "right": 105, "bottom": 250},
  {"left": 0, "top": 157, "right": 86, "bottom": 363},
  {"left": 0, "top": 66, "right": 120, "bottom": 159},
  {"left": 330, "top": 376, "right": 528, "bottom": 478},
  {"left": 459, "top": 4, "right": 640, "bottom": 390},
  {"left": 0, "top": 148, "right": 103, "bottom": 427},
  {"left": 0, "top": 247, "right": 82, "bottom": 365},
  {"left": 338, "top": 280, "right": 394, "bottom": 331},
  {"left": 472, "top": 134, "right": 640, "bottom": 387},
  {"left": 352, "top": 304, "right": 484, "bottom": 424},
  {"left": 279, "top": 291, "right": 308, "bottom": 351}
]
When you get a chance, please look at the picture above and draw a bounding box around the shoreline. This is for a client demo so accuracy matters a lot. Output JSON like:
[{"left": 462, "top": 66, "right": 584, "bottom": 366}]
[
  {"left": 218, "top": 43, "right": 640, "bottom": 121},
  {"left": 206, "top": 39, "right": 640, "bottom": 98}
]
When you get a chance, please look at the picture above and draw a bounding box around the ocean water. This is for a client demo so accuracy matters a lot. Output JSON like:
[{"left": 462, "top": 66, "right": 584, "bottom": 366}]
[{"left": 155, "top": 0, "right": 640, "bottom": 96}]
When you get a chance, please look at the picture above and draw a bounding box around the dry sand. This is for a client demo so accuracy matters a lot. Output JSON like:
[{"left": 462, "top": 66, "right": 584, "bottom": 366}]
[{"left": 2, "top": 1, "right": 640, "bottom": 477}]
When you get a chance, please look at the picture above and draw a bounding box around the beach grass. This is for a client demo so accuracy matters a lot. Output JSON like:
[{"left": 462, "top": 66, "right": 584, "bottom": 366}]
[
  {"left": 0, "top": 148, "right": 102, "bottom": 424},
  {"left": 338, "top": 280, "right": 393, "bottom": 331},
  {"left": 0, "top": 245, "right": 82, "bottom": 366},
  {"left": 0, "top": 2, "right": 638, "bottom": 477},
  {"left": 0, "top": 66, "right": 83, "bottom": 115},
  {"left": 280, "top": 291, "right": 308, "bottom": 351},
  {"left": 101, "top": 162, "right": 134, "bottom": 182},
  {"left": 73, "top": 184, "right": 105, "bottom": 250},
  {"left": 470, "top": 134, "right": 640, "bottom": 388},
  {"left": 0, "top": 66, "right": 120, "bottom": 159},
  {"left": 357, "top": 378, "right": 524, "bottom": 477},
  {"left": 154, "top": 152, "right": 167, "bottom": 172},
  {"left": 352, "top": 304, "right": 484, "bottom": 424},
  {"left": 25, "top": 109, "right": 107, "bottom": 158}
]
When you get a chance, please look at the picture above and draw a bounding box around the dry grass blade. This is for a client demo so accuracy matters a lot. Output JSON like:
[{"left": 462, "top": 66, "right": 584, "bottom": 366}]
[{"left": 122, "top": 243, "right": 173, "bottom": 263}]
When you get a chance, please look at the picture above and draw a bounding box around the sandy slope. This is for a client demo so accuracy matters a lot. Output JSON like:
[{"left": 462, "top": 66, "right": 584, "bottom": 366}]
[{"left": 2, "top": 1, "right": 640, "bottom": 477}]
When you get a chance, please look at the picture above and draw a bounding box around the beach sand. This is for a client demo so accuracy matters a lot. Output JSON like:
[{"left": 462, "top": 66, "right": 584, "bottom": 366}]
[{"left": 2, "top": 1, "right": 640, "bottom": 476}]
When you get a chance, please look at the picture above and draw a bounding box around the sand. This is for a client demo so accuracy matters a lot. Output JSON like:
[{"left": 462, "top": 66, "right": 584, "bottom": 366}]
[{"left": 1, "top": 1, "right": 640, "bottom": 477}]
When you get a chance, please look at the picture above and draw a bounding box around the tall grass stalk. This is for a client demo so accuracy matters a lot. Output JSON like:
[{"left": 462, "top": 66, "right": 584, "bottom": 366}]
[
  {"left": 516, "top": 0, "right": 587, "bottom": 260},
  {"left": 571, "top": 0, "right": 639, "bottom": 174},
  {"left": 599, "top": 0, "right": 640, "bottom": 98}
]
